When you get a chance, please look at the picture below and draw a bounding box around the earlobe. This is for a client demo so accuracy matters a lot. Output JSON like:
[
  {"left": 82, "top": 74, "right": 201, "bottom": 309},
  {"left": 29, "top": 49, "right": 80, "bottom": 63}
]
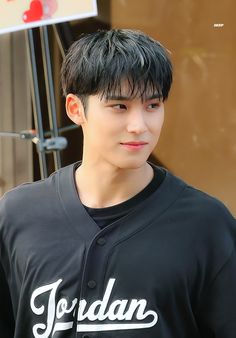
[{"left": 65, "top": 94, "right": 85, "bottom": 126}]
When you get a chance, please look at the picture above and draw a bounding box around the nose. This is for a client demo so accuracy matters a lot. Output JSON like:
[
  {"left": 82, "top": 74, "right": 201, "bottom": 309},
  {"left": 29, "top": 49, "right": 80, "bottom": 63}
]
[{"left": 126, "top": 110, "right": 148, "bottom": 134}]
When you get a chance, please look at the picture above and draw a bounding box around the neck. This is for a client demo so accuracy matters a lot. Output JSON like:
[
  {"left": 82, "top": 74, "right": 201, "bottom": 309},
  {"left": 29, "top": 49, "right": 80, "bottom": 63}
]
[{"left": 75, "top": 161, "right": 154, "bottom": 208}]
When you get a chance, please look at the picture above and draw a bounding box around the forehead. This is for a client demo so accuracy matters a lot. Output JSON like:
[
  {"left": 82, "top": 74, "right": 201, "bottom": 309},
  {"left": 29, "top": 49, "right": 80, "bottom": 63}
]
[{"left": 99, "top": 79, "right": 162, "bottom": 101}]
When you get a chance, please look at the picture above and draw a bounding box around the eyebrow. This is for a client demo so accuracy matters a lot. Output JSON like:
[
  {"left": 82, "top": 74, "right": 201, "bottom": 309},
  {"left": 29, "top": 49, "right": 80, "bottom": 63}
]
[{"left": 105, "top": 94, "right": 162, "bottom": 101}]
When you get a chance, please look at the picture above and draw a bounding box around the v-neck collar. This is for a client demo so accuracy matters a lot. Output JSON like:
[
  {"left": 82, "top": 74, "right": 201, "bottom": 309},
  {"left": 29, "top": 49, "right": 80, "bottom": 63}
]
[{"left": 56, "top": 162, "right": 187, "bottom": 243}]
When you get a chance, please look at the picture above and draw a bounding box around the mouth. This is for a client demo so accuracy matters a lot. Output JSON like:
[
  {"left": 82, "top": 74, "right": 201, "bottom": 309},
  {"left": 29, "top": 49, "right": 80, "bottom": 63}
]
[
  {"left": 121, "top": 141, "right": 148, "bottom": 145},
  {"left": 120, "top": 141, "right": 148, "bottom": 150}
]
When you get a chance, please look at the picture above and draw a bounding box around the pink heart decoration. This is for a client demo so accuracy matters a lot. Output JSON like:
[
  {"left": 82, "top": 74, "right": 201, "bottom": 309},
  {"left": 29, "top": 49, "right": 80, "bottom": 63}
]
[{"left": 23, "top": 0, "right": 43, "bottom": 23}]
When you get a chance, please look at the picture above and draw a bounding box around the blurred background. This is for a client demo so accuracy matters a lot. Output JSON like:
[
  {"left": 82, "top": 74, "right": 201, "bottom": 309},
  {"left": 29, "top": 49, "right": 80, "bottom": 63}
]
[{"left": 0, "top": 0, "right": 235, "bottom": 214}]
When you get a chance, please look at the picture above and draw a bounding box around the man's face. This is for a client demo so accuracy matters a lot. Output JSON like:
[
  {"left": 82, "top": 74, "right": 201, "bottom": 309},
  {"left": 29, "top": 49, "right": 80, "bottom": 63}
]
[{"left": 81, "top": 87, "right": 165, "bottom": 170}]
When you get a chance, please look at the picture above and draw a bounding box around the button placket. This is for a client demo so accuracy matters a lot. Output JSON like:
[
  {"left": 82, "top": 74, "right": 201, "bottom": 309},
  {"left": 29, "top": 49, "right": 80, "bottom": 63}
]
[
  {"left": 96, "top": 237, "right": 106, "bottom": 246},
  {"left": 87, "top": 280, "right": 96, "bottom": 289}
]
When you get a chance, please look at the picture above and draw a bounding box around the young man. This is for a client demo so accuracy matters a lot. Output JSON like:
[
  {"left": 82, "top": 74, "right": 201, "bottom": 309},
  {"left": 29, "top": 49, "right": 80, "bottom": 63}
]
[{"left": 0, "top": 29, "right": 236, "bottom": 338}]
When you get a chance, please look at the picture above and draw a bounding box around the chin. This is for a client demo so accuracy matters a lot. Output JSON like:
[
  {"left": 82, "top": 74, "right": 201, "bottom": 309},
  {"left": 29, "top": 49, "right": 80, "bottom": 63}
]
[{"left": 114, "top": 158, "right": 148, "bottom": 170}]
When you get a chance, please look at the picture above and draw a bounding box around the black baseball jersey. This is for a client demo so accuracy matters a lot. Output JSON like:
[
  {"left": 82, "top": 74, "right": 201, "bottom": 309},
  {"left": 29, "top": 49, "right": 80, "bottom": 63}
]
[{"left": 0, "top": 162, "right": 236, "bottom": 338}]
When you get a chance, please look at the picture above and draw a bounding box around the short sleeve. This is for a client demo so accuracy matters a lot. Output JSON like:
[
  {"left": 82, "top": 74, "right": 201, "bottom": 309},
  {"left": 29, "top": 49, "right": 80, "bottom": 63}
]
[
  {"left": 0, "top": 262, "right": 15, "bottom": 337},
  {"left": 0, "top": 196, "right": 15, "bottom": 337},
  {"left": 197, "top": 247, "right": 236, "bottom": 337}
]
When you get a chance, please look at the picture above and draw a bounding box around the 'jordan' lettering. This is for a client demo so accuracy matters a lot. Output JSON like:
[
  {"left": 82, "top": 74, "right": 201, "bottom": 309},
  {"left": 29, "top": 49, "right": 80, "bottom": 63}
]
[{"left": 30, "top": 278, "right": 158, "bottom": 338}]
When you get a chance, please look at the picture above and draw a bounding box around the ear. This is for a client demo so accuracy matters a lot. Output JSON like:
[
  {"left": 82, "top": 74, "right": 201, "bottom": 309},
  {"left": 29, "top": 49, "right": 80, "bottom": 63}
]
[{"left": 65, "top": 94, "right": 86, "bottom": 126}]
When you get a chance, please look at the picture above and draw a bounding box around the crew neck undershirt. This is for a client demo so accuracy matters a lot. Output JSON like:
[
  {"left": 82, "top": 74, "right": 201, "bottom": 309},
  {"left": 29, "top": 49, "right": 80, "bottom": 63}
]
[{"left": 83, "top": 166, "right": 166, "bottom": 229}]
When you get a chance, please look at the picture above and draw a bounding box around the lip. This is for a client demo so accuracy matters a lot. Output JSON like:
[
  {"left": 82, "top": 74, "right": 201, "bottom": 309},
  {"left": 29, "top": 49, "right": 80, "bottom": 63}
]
[
  {"left": 120, "top": 141, "right": 148, "bottom": 150},
  {"left": 120, "top": 141, "right": 148, "bottom": 145}
]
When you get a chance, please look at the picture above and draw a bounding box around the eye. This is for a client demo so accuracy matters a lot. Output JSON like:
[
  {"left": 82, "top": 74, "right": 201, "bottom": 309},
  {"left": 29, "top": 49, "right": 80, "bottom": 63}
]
[
  {"left": 112, "top": 104, "right": 127, "bottom": 110},
  {"left": 147, "top": 102, "right": 161, "bottom": 110}
]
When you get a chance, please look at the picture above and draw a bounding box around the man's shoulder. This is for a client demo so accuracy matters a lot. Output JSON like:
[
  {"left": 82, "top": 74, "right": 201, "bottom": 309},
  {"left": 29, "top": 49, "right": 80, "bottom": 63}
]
[
  {"left": 2, "top": 174, "right": 53, "bottom": 205},
  {"left": 165, "top": 170, "right": 233, "bottom": 217},
  {"left": 159, "top": 170, "right": 235, "bottom": 241},
  {"left": 183, "top": 181, "right": 233, "bottom": 220},
  {"left": 162, "top": 171, "right": 236, "bottom": 262},
  {"left": 0, "top": 163, "right": 75, "bottom": 213}
]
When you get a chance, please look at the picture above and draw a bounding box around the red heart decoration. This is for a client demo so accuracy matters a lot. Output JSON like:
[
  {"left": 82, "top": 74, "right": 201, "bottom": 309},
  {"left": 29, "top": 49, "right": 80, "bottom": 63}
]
[{"left": 23, "top": 0, "right": 43, "bottom": 23}]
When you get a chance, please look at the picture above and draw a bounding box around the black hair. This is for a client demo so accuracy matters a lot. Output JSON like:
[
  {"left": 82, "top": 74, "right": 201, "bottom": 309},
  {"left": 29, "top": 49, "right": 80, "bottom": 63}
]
[{"left": 61, "top": 29, "right": 173, "bottom": 107}]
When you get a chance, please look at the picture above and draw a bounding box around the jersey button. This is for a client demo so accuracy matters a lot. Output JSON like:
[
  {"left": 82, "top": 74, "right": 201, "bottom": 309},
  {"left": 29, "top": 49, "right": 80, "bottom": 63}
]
[
  {"left": 87, "top": 280, "right": 96, "bottom": 289},
  {"left": 96, "top": 237, "right": 106, "bottom": 246}
]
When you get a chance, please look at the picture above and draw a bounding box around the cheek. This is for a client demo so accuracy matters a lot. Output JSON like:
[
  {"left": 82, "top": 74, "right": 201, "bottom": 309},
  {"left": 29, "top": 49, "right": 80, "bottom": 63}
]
[
  {"left": 149, "top": 113, "right": 164, "bottom": 135},
  {"left": 99, "top": 117, "right": 124, "bottom": 137},
  {"left": 86, "top": 118, "right": 117, "bottom": 146}
]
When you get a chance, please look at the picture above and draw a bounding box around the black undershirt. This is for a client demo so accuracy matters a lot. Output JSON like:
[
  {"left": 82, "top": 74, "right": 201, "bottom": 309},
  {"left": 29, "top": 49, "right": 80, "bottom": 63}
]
[{"left": 83, "top": 166, "right": 166, "bottom": 229}]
